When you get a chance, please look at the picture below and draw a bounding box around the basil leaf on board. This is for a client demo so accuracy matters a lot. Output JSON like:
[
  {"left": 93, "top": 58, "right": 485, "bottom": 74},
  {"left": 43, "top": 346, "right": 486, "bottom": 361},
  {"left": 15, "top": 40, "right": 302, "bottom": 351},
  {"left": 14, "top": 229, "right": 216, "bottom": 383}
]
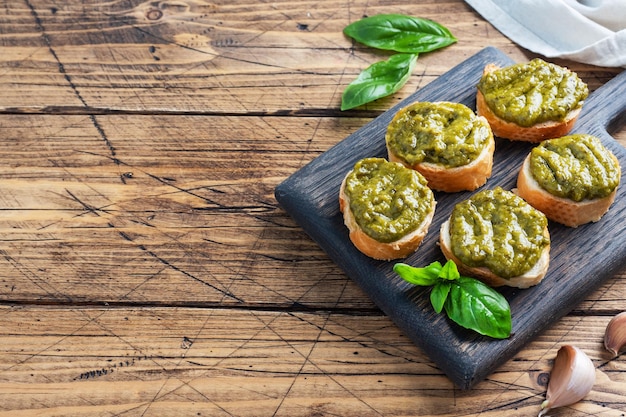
[
  {"left": 444, "top": 276, "right": 512, "bottom": 339},
  {"left": 394, "top": 261, "right": 441, "bottom": 286},
  {"left": 344, "top": 14, "right": 457, "bottom": 54},
  {"left": 430, "top": 281, "right": 451, "bottom": 314},
  {"left": 341, "top": 53, "right": 418, "bottom": 111}
]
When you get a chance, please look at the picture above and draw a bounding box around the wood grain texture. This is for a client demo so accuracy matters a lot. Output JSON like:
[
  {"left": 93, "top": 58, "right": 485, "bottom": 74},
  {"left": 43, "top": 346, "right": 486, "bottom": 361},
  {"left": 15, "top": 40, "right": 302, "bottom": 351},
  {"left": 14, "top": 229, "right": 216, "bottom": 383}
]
[
  {"left": 0, "top": 1, "right": 618, "bottom": 113},
  {"left": 0, "top": 306, "right": 624, "bottom": 417},
  {"left": 0, "top": 0, "right": 624, "bottom": 415}
]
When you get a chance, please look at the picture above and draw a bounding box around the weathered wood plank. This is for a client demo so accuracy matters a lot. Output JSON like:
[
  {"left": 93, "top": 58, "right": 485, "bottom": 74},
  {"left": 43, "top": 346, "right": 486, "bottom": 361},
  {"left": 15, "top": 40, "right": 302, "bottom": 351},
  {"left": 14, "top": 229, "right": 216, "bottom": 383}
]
[
  {"left": 0, "top": 306, "right": 624, "bottom": 416},
  {"left": 0, "top": 1, "right": 619, "bottom": 113},
  {"left": 0, "top": 114, "right": 369, "bottom": 307}
]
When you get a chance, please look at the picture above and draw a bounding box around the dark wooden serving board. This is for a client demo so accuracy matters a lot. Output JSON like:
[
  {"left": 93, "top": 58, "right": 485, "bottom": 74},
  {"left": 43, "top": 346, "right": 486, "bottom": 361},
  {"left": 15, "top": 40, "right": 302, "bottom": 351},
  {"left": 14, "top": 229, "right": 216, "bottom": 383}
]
[{"left": 275, "top": 47, "right": 626, "bottom": 389}]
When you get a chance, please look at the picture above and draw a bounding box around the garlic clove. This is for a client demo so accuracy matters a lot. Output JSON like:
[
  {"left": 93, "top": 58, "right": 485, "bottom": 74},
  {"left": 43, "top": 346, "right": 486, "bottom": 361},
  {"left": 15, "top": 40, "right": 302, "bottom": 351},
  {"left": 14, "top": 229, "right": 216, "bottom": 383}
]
[
  {"left": 538, "top": 345, "right": 595, "bottom": 417},
  {"left": 604, "top": 311, "right": 626, "bottom": 357}
]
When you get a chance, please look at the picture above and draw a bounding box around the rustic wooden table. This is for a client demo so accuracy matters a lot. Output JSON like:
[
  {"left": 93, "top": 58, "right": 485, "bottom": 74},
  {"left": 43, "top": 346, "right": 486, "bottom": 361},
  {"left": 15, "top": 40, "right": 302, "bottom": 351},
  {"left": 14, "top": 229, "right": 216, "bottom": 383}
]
[{"left": 0, "top": 1, "right": 624, "bottom": 416}]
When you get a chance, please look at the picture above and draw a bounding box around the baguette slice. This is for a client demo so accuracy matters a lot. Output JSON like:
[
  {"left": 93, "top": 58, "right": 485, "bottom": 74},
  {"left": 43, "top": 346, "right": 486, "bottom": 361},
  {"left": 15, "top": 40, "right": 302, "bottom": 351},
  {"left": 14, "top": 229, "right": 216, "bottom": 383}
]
[
  {"left": 339, "top": 172, "right": 436, "bottom": 261},
  {"left": 476, "top": 63, "right": 582, "bottom": 142},
  {"left": 386, "top": 101, "right": 495, "bottom": 192},
  {"left": 439, "top": 219, "right": 550, "bottom": 289},
  {"left": 516, "top": 152, "right": 620, "bottom": 227}
]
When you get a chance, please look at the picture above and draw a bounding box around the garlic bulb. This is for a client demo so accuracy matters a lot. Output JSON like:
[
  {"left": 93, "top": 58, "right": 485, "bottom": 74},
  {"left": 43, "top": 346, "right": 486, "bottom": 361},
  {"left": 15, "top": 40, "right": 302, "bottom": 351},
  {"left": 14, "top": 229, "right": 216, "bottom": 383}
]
[
  {"left": 538, "top": 345, "right": 595, "bottom": 417},
  {"left": 604, "top": 311, "right": 626, "bottom": 357}
]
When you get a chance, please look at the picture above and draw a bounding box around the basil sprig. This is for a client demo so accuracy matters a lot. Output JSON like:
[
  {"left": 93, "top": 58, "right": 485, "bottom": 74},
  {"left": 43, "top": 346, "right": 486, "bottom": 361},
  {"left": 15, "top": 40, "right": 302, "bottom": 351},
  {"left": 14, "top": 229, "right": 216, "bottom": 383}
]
[
  {"left": 394, "top": 260, "right": 512, "bottom": 339},
  {"left": 343, "top": 14, "right": 457, "bottom": 54},
  {"left": 342, "top": 14, "right": 456, "bottom": 110}
]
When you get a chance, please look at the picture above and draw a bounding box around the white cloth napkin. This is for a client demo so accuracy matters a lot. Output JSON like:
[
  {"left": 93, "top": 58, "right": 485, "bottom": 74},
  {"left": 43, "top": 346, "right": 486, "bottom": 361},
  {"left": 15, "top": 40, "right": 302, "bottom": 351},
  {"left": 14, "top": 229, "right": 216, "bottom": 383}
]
[{"left": 464, "top": 0, "right": 626, "bottom": 67}]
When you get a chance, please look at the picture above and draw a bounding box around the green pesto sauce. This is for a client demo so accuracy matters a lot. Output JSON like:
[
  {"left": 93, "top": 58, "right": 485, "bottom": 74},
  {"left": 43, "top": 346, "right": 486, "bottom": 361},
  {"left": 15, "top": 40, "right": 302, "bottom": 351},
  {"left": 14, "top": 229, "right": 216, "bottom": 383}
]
[
  {"left": 449, "top": 187, "right": 549, "bottom": 279},
  {"left": 345, "top": 158, "right": 434, "bottom": 243},
  {"left": 385, "top": 101, "right": 492, "bottom": 168},
  {"left": 477, "top": 58, "right": 588, "bottom": 127},
  {"left": 530, "top": 134, "right": 620, "bottom": 201}
]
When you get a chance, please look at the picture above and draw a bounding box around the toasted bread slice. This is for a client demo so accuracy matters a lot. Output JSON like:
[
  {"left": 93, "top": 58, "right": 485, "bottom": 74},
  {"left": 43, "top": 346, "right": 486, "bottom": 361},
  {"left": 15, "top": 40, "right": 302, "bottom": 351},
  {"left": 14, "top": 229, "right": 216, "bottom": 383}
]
[
  {"left": 438, "top": 187, "right": 551, "bottom": 288},
  {"left": 439, "top": 219, "right": 550, "bottom": 289},
  {"left": 476, "top": 63, "right": 584, "bottom": 142},
  {"left": 339, "top": 165, "right": 436, "bottom": 261},
  {"left": 386, "top": 101, "right": 495, "bottom": 192},
  {"left": 516, "top": 152, "right": 620, "bottom": 227}
]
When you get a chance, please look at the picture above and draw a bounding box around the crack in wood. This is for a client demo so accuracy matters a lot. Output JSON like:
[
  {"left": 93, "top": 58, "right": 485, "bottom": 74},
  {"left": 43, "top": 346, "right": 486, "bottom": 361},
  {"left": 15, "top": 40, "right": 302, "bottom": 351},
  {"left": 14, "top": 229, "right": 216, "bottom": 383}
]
[{"left": 26, "top": 0, "right": 121, "bottom": 177}]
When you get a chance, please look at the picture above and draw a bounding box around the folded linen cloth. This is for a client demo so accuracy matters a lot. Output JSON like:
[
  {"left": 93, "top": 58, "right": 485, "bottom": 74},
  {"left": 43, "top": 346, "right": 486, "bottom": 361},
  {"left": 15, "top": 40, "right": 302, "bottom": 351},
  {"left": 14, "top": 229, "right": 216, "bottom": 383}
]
[{"left": 464, "top": 0, "right": 626, "bottom": 67}]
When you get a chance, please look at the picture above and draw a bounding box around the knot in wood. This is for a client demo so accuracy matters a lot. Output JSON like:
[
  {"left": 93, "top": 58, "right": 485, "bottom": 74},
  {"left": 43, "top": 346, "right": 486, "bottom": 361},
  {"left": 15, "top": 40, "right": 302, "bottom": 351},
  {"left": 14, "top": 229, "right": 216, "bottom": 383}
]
[
  {"left": 536, "top": 372, "right": 550, "bottom": 387},
  {"left": 146, "top": 9, "right": 163, "bottom": 20}
]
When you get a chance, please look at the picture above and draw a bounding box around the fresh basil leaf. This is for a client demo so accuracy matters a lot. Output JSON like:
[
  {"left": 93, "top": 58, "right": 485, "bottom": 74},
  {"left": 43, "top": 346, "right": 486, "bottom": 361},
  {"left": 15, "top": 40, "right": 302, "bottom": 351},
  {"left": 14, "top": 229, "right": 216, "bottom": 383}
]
[
  {"left": 341, "top": 53, "right": 417, "bottom": 110},
  {"left": 439, "top": 259, "right": 460, "bottom": 281},
  {"left": 430, "top": 282, "right": 451, "bottom": 314},
  {"left": 394, "top": 261, "right": 442, "bottom": 286},
  {"left": 344, "top": 14, "right": 457, "bottom": 54},
  {"left": 444, "top": 277, "right": 512, "bottom": 339}
]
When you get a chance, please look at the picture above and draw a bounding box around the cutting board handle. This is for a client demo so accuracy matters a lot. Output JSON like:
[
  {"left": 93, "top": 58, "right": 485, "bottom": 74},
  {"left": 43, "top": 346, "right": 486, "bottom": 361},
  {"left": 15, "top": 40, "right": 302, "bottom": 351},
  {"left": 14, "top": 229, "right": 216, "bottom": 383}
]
[{"left": 581, "top": 69, "right": 626, "bottom": 141}]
